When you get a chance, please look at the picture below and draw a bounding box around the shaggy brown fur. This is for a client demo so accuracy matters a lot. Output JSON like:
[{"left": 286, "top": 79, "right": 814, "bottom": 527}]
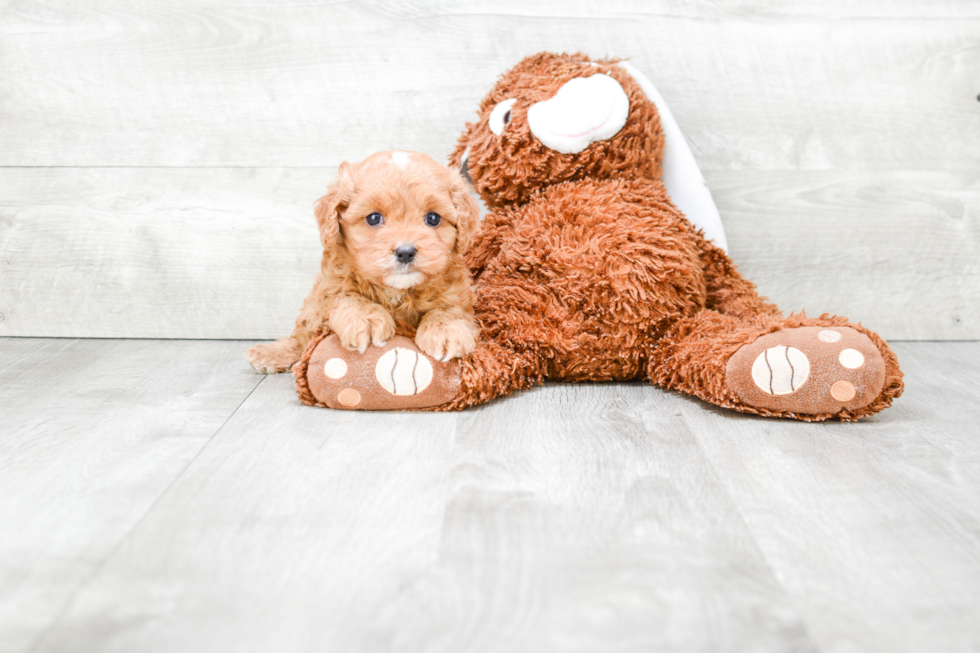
[
  {"left": 294, "top": 52, "right": 903, "bottom": 420},
  {"left": 246, "top": 150, "right": 481, "bottom": 372}
]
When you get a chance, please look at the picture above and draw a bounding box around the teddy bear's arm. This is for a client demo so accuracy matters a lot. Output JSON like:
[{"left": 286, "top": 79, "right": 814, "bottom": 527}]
[{"left": 461, "top": 206, "right": 518, "bottom": 281}]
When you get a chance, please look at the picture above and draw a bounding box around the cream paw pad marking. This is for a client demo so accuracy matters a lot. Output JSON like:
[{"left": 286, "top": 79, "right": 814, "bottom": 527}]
[
  {"left": 305, "top": 335, "right": 459, "bottom": 410},
  {"left": 726, "top": 326, "right": 886, "bottom": 415}
]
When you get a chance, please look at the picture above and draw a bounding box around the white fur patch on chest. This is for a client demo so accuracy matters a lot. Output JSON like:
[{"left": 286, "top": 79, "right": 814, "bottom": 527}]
[
  {"left": 384, "top": 271, "right": 423, "bottom": 289},
  {"left": 390, "top": 151, "right": 411, "bottom": 169}
]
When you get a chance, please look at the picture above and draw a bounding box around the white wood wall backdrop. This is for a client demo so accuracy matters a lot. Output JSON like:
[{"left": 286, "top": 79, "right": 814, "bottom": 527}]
[{"left": 1, "top": 0, "right": 978, "bottom": 339}]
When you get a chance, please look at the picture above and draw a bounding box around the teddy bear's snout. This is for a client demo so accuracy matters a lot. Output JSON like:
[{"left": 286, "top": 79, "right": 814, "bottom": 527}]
[{"left": 527, "top": 74, "right": 630, "bottom": 154}]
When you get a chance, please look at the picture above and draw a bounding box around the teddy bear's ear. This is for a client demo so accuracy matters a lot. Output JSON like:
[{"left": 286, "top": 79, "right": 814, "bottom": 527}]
[
  {"left": 314, "top": 162, "right": 353, "bottom": 250},
  {"left": 448, "top": 167, "right": 481, "bottom": 255}
]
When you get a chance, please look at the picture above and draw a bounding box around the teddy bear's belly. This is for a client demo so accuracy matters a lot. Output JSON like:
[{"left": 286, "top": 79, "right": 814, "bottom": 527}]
[{"left": 475, "top": 177, "right": 708, "bottom": 381}]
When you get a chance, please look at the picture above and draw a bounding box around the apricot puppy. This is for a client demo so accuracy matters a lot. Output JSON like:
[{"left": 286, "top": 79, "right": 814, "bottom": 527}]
[{"left": 246, "top": 150, "right": 481, "bottom": 374}]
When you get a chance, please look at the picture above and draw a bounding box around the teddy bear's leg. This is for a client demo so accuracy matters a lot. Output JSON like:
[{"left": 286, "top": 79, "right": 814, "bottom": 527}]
[
  {"left": 439, "top": 337, "right": 546, "bottom": 410},
  {"left": 648, "top": 310, "right": 904, "bottom": 421},
  {"left": 699, "top": 241, "right": 782, "bottom": 320},
  {"left": 294, "top": 330, "right": 544, "bottom": 411}
]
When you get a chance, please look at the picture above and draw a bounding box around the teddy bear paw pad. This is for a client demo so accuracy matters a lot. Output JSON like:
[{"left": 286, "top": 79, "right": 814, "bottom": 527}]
[
  {"left": 726, "top": 326, "right": 885, "bottom": 415},
  {"left": 306, "top": 335, "right": 459, "bottom": 410}
]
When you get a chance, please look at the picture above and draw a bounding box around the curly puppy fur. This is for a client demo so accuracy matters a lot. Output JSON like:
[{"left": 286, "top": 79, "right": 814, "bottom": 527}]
[{"left": 246, "top": 150, "right": 481, "bottom": 373}]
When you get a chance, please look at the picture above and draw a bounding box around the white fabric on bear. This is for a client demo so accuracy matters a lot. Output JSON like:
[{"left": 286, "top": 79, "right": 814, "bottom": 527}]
[
  {"left": 527, "top": 74, "right": 630, "bottom": 155},
  {"left": 617, "top": 61, "right": 728, "bottom": 252},
  {"left": 489, "top": 99, "right": 517, "bottom": 136}
]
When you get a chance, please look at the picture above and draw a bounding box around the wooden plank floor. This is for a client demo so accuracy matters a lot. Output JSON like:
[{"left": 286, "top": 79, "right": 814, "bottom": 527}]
[{"left": 1, "top": 338, "right": 978, "bottom": 652}]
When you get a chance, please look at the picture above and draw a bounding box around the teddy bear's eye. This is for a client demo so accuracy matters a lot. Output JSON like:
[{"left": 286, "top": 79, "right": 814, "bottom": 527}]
[
  {"left": 425, "top": 212, "right": 442, "bottom": 227},
  {"left": 365, "top": 212, "right": 383, "bottom": 226},
  {"left": 489, "top": 98, "right": 517, "bottom": 135}
]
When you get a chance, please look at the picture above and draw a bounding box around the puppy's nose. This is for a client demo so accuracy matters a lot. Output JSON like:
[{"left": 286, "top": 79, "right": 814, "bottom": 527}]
[{"left": 394, "top": 244, "right": 417, "bottom": 264}]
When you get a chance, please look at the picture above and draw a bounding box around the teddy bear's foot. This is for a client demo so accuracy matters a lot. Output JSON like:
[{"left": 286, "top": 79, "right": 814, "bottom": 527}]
[
  {"left": 726, "top": 326, "right": 886, "bottom": 416},
  {"left": 300, "top": 334, "right": 459, "bottom": 410}
]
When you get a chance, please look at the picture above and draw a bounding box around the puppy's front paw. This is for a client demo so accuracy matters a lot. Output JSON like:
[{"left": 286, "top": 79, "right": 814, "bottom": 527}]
[
  {"left": 246, "top": 340, "right": 302, "bottom": 374},
  {"left": 416, "top": 318, "right": 477, "bottom": 362},
  {"left": 333, "top": 303, "right": 396, "bottom": 353}
]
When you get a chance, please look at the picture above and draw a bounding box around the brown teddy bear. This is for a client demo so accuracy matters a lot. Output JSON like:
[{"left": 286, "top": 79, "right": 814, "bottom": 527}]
[{"left": 294, "top": 52, "right": 904, "bottom": 421}]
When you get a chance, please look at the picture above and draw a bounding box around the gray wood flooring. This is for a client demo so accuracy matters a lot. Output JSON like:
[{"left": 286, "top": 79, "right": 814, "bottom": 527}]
[{"left": 1, "top": 337, "right": 978, "bottom": 652}]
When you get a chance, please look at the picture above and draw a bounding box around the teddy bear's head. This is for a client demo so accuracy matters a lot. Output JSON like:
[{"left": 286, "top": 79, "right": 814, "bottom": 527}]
[{"left": 450, "top": 52, "right": 665, "bottom": 209}]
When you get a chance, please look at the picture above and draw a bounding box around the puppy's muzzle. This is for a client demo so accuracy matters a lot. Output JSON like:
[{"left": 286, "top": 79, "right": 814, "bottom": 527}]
[{"left": 394, "top": 244, "right": 417, "bottom": 265}]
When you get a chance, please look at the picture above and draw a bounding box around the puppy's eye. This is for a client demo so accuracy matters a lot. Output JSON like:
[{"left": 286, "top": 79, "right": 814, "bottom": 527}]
[
  {"left": 365, "top": 212, "right": 383, "bottom": 226},
  {"left": 425, "top": 212, "right": 442, "bottom": 227},
  {"left": 489, "top": 98, "right": 517, "bottom": 135}
]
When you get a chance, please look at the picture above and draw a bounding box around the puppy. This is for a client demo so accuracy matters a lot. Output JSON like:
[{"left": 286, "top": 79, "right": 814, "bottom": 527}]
[{"left": 246, "top": 150, "right": 481, "bottom": 374}]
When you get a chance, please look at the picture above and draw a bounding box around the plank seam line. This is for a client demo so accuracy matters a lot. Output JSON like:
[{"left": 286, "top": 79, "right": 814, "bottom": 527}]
[
  {"left": 0, "top": 337, "right": 959, "bottom": 344},
  {"left": 0, "top": 337, "right": 316, "bottom": 343},
  {"left": 680, "top": 412, "right": 826, "bottom": 653},
  {"left": 0, "top": 165, "right": 338, "bottom": 169},
  {"left": 24, "top": 372, "right": 269, "bottom": 653}
]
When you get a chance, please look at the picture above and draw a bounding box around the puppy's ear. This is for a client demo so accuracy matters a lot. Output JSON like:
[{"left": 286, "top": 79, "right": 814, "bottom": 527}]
[
  {"left": 314, "top": 162, "right": 354, "bottom": 250},
  {"left": 448, "top": 167, "right": 481, "bottom": 255}
]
